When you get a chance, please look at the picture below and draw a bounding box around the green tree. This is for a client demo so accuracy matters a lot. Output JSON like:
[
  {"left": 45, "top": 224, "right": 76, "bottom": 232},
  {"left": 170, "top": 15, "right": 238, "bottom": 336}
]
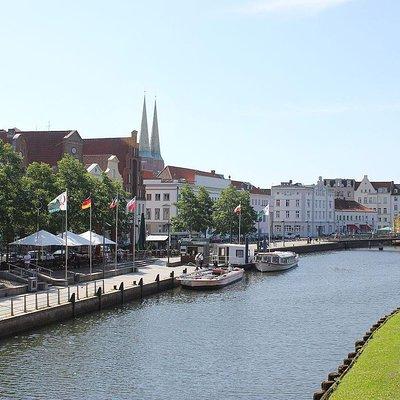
[
  {"left": 212, "top": 185, "right": 257, "bottom": 241},
  {"left": 196, "top": 186, "right": 214, "bottom": 236},
  {"left": 0, "top": 141, "right": 25, "bottom": 250},
  {"left": 172, "top": 184, "right": 199, "bottom": 236}
]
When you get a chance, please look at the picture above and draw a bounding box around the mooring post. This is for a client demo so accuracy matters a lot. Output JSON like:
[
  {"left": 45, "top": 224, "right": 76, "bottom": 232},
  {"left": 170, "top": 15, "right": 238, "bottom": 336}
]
[
  {"left": 96, "top": 286, "right": 102, "bottom": 311},
  {"left": 86, "top": 283, "right": 89, "bottom": 298},
  {"left": 58, "top": 289, "right": 60, "bottom": 305},
  {"left": 69, "top": 292, "right": 76, "bottom": 317},
  {"left": 170, "top": 270, "right": 174, "bottom": 287},
  {"left": 183, "top": 268, "right": 187, "bottom": 274},
  {"left": 24, "top": 295, "right": 27, "bottom": 313},
  {"left": 119, "top": 282, "right": 124, "bottom": 304},
  {"left": 155, "top": 274, "right": 160, "bottom": 291},
  {"left": 47, "top": 290, "right": 50, "bottom": 307},
  {"left": 35, "top": 293, "right": 38, "bottom": 310},
  {"left": 10, "top": 298, "right": 14, "bottom": 316},
  {"left": 139, "top": 278, "right": 143, "bottom": 299}
]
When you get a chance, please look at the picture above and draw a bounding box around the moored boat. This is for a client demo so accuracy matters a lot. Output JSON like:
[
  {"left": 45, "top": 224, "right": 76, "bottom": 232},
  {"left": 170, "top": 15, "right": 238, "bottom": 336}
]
[
  {"left": 177, "top": 266, "right": 244, "bottom": 289},
  {"left": 255, "top": 251, "right": 299, "bottom": 272}
]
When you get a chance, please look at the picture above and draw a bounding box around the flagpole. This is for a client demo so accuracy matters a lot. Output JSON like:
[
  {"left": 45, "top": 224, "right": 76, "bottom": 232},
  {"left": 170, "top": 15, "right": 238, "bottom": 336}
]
[
  {"left": 65, "top": 189, "right": 68, "bottom": 282},
  {"left": 238, "top": 207, "right": 241, "bottom": 245},
  {"left": 133, "top": 205, "right": 136, "bottom": 266},
  {"left": 115, "top": 193, "right": 118, "bottom": 270},
  {"left": 268, "top": 213, "right": 271, "bottom": 253},
  {"left": 89, "top": 197, "right": 92, "bottom": 275}
]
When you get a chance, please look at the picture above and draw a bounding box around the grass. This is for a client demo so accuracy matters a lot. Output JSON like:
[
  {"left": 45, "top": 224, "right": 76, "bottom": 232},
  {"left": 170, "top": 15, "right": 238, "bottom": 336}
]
[{"left": 330, "top": 311, "right": 400, "bottom": 400}]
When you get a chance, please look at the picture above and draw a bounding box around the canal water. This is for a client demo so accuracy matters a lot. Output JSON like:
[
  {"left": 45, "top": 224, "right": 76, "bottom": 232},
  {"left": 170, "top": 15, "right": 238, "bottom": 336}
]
[{"left": 0, "top": 248, "right": 400, "bottom": 400}]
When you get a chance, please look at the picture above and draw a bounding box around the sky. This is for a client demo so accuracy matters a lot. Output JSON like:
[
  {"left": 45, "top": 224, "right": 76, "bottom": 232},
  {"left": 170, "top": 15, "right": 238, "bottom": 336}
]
[{"left": 1, "top": 0, "right": 399, "bottom": 188}]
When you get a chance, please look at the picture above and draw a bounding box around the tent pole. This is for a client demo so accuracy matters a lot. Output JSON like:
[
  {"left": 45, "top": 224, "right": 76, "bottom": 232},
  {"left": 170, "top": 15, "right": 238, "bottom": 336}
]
[{"left": 65, "top": 189, "right": 68, "bottom": 282}]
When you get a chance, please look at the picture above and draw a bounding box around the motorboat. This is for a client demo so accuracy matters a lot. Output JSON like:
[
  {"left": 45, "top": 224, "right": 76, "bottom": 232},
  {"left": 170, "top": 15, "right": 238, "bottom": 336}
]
[
  {"left": 255, "top": 251, "right": 299, "bottom": 272},
  {"left": 177, "top": 266, "right": 244, "bottom": 289}
]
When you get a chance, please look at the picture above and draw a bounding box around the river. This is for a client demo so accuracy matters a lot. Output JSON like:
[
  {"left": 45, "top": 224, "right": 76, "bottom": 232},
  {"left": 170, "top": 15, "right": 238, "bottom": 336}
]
[{"left": 0, "top": 248, "right": 399, "bottom": 400}]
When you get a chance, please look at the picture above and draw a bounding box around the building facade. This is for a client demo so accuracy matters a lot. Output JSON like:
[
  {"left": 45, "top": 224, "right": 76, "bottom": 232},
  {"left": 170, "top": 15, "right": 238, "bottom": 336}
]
[
  {"left": 323, "top": 178, "right": 356, "bottom": 200},
  {"left": 335, "top": 199, "right": 377, "bottom": 234},
  {"left": 271, "top": 177, "right": 335, "bottom": 238},
  {"left": 354, "top": 176, "right": 395, "bottom": 230},
  {"left": 83, "top": 154, "right": 123, "bottom": 183}
]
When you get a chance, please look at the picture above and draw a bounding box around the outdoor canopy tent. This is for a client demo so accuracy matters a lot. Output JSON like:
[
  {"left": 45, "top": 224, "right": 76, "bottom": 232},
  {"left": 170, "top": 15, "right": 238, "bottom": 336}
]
[
  {"left": 79, "top": 231, "right": 116, "bottom": 246},
  {"left": 377, "top": 227, "right": 392, "bottom": 232},
  {"left": 146, "top": 235, "right": 169, "bottom": 242},
  {"left": 57, "top": 231, "right": 91, "bottom": 247},
  {"left": 10, "top": 230, "right": 64, "bottom": 247}
]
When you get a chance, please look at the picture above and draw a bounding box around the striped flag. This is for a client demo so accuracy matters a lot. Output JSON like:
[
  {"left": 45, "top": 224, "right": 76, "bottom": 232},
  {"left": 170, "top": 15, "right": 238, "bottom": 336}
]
[
  {"left": 126, "top": 197, "right": 136, "bottom": 213},
  {"left": 109, "top": 197, "right": 118, "bottom": 209}
]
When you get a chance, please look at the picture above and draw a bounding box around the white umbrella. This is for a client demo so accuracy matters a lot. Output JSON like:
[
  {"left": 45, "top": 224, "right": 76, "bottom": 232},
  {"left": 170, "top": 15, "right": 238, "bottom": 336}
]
[
  {"left": 58, "top": 231, "right": 91, "bottom": 246},
  {"left": 11, "top": 230, "right": 64, "bottom": 247},
  {"left": 79, "top": 231, "right": 116, "bottom": 246}
]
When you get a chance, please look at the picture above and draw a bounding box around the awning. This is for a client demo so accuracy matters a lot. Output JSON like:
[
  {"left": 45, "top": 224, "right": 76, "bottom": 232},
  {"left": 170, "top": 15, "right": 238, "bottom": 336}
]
[
  {"left": 359, "top": 224, "right": 372, "bottom": 231},
  {"left": 346, "top": 224, "right": 358, "bottom": 231},
  {"left": 79, "top": 231, "right": 116, "bottom": 245},
  {"left": 11, "top": 230, "right": 64, "bottom": 246},
  {"left": 58, "top": 231, "right": 92, "bottom": 246},
  {"left": 377, "top": 226, "right": 392, "bottom": 232},
  {"left": 146, "top": 235, "right": 168, "bottom": 242}
]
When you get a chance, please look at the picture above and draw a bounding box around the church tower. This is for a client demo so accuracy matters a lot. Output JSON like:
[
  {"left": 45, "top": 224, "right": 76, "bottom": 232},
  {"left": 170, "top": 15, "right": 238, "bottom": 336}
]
[{"left": 139, "top": 95, "right": 151, "bottom": 158}]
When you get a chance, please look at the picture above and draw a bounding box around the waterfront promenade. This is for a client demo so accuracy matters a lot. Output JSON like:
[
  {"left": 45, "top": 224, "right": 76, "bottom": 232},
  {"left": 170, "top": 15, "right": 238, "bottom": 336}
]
[{"left": 0, "top": 259, "right": 194, "bottom": 321}]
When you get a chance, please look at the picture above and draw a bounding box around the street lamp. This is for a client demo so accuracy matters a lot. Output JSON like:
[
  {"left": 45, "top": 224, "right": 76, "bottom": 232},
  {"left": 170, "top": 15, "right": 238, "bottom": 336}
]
[{"left": 282, "top": 220, "right": 285, "bottom": 247}]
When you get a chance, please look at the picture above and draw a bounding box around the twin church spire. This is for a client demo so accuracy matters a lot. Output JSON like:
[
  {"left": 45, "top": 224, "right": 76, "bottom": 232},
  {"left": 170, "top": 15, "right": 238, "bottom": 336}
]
[{"left": 139, "top": 95, "right": 162, "bottom": 160}]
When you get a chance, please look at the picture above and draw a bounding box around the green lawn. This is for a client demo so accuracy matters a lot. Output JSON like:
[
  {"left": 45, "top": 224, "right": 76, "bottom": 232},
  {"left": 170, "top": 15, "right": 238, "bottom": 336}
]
[{"left": 330, "top": 311, "right": 400, "bottom": 400}]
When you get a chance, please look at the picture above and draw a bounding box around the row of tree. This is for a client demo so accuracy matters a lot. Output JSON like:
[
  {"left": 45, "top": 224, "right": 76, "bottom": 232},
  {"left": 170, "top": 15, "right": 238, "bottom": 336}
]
[
  {"left": 0, "top": 141, "right": 130, "bottom": 248},
  {"left": 172, "top": 184, "right": 258, "bottom": 239}
]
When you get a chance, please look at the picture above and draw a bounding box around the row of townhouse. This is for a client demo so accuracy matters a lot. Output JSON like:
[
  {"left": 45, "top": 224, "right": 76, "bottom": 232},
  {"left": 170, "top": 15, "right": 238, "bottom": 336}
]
[{"left": 142, "top": 167, "right": 399, "bottom": 239}]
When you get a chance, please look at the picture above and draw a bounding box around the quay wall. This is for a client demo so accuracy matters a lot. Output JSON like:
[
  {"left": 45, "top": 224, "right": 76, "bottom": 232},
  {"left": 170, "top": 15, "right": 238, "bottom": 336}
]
[{"left": 0, "top": 276, "right": 178, "bottom": 340}]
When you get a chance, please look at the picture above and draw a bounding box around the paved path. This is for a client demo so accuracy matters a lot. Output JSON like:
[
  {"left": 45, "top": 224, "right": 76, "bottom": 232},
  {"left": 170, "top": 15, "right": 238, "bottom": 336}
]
[{"left": 0, "top": 260, "right": 195, "bottom": 320}]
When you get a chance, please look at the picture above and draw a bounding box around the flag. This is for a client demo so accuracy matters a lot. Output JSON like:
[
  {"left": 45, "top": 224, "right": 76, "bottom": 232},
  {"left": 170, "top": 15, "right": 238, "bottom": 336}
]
[
  {"left": 263, "top": 204, "right": 270, "bottom": 216},
  {"left": 48, "top": 191, "right": 67, "bottom": 213},
  {"left": 127, "top": 197, "right": 136, "bottom": 213},
  {"left": 109, "top": 197, "right": 118, "bottom": 209},
  {"left": 234, "top": 204, "right": 241, "bottom": 214},
  {"left": 82, "top": 198, "right": 92, "bottom": 210}
]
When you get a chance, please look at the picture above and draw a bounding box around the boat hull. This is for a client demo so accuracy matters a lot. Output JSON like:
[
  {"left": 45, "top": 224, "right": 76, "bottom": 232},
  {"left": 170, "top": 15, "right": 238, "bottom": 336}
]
[
  {"left": 178, "top": 269, "right": 244, "bottom": 289},
  {"left": 255, "top": 261, "right": 298, "bottom": 272}
]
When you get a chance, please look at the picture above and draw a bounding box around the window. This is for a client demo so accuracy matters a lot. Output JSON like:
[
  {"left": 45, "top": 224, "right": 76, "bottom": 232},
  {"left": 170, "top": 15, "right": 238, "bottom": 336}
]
[
  {"left": 163, "top": 208, "right": 170, "bottom": 220},
  {"left": 296, "top": 199, "right": 300, "bottom": 207},
  {"left": 163, "top": 193, "right": 170, "bottom": 201},
  {"left": 276, "top": 211, "right": 280, "bottom": 218},
  {"left": 286, "top": 211, "right": 290, "bottom": 218},
  {"left": 383, "top": 208, "right": 387, "bottom": 214},
  {"left": 276, "top": 199, "right": 280, "bottom": 207},
  {"left": 307, "top": 211, "right": 310, "bottom": 219},
  {"left": 307, "top": 199, "right": 311, "bottom": 207},
  {"left": 146, "top": 208, "right": 151, "bottom": 219},
  {"left": 155, "top": 208, "right": 160, "bottom": 220},
  {"left": 236, "top": 250, "right": 244, "bottom": 258},
  {"left": 286, "top": 200, "right": 290, "bottom": 207},
  {"left": 146, "top": 194, "right": 152, "bottom": 201},
  {"left": 358, "top": 197, "right": 361, "bottom": 203},
  {"left": 296, "top": 210, "right": 300, "bottom": 218},
  {"left": 155, "top": 194, "right": 161, "bottom": 201}
]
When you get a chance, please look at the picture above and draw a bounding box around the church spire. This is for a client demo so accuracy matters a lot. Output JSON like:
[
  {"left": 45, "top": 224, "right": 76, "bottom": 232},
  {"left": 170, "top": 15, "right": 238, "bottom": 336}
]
[
  {"left": 139, "top": 95, "right": 150, "bottom": 157},
  {"left": 150, "top": 99, "right": 162, "bottom": 160}
]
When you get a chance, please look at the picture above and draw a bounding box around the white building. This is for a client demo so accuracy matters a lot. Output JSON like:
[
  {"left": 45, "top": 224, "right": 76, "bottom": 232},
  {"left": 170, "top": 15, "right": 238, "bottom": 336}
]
[
  {"left": 143, "top": 166, "right": 231, "bottom": 235},
  {"left": 335, "top": 199, "right": 377, "bottom": 234},
  {"left": 83, "top": 154, "right": 123, "bottom": 183},
  {"left": 323, "top": 178, "right": 356, "bottom": 200},
  {"left": 271, "top": 177, "right": 335, "bottom": 238},
  {"left": 354, "top": 176, "right": 396, "bottom": 230}
]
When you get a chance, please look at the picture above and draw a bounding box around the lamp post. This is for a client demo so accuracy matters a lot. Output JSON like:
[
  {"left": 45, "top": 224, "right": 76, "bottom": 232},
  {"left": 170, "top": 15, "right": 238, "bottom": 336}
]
[{"left": 282, "top": 220, "right": 285, "bottom": 247}]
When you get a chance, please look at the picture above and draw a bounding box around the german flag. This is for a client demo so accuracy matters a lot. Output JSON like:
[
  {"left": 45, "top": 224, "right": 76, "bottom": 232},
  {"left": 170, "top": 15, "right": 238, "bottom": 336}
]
[{"left": 81, "top": 197, "right": 92, "bottom": 210}]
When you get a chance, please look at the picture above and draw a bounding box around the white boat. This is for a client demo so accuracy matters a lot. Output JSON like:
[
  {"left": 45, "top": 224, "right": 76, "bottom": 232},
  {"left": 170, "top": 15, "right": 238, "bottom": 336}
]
[
  {"left": 255, "top": 251, "right": 299, "bottom": 272},
  {"left": 177, "top": 267, "right": 244, "bottom": 289}
]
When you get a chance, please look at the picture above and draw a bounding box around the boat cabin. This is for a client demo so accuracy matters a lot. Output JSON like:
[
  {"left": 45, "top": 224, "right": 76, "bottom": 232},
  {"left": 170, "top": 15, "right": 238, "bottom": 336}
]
[
  {"left": 212, "top": 243, "right": 257, "bottom": 266},
  {"left": 255, "top": 251, "right": 297, "bottom": 265},
  {"left": 180, "top": 238, "right": 210, "bottom": 265}
]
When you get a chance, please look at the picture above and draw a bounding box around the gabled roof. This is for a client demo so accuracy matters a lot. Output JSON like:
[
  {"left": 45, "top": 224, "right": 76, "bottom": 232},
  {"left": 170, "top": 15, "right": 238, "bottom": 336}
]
[
  {"left": 157, "top": 165, "right": 225, "bottom": 183},
  {"left": 83, "top": 154, "right": 116, "bottom": 171},
  {"left": 142, "top": 170, "right": 157, "bottom": 180},
  {"left": 355, "top": 179, "right": 394, "bottom": 192},
  {"left": 335, "top": 199, "right": 375, "bottom": 212}
]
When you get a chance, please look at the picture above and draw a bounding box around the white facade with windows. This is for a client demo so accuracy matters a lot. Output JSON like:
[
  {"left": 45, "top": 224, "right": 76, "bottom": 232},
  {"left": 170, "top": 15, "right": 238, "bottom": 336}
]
[
  {"left": 354, "top": 176, "right": 395, "bottom": 230},
  {"left": 271, "top": 177, "right": 335, "bottom": 238}
]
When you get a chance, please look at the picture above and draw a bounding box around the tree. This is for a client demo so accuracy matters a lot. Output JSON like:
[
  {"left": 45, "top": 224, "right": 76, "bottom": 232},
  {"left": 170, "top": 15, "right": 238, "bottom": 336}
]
[
  {"left": 172, "top": 184, "right": 199, "bottom": 236},
  {"left": 212, "top": 185, "right": 257, "bottom": 241},
  {"left": 196, "top": 186, "right": 214, "bottom": 236},
  {"left": 0, "top": 141, "right": 25, "bottom": 250}
]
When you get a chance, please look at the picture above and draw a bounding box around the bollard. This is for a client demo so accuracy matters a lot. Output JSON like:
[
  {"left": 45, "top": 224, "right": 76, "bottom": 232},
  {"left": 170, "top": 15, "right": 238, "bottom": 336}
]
[
  {"left": 47, "top": 291, "right": 50, "bottom": 307},
  {"left": 103, "top": 279, "right": 105, "bottom": 294},
  {"left": 68, "top": 286, "right": 70, "bottom": 300},
  {"left": 69, "top": 292, "right": 76, "bottom": 317},
  {"left": 133, "top": 280, "right": 136, "bottom": 286},
  {"left": 97, "top": 286, "right": 102, "bottom": 311},
  {"left": 321, "top": 381, "right": 334, "bottom": 391},
  {"left": 155, "top": 274, "right": 160, "bottom": 291},
  {"left": 183, "top": 268, "right": 187, "bottom": 274},
  {"left": 24, "top": 295, "right": 27, "bottom": 313},
  {"left": 170, "top": 270, "right": 174, "bottom": 287},
  {"left": 35, "top": 293, "right": 38, "bottom": 310},
  {"left": 58, "top": 289, "right": 61, "bottom": 305},
  {"left": 139, "top": 278, "right": 143, "bottom": 299},
  {"left": 119, "top": 282, "right": 124, "bottom": 304},
  {"left": 313, "top": 390, "right": 325, "bottom": 400},
  {"left": 86, "top": 283, "right": 89, "bottom": 298},
  {"left": 10, "top": 298, "right": 14, "bottom": 316},
  {"left": 328, "top": 372, "right": 340, "bottom": 381}
]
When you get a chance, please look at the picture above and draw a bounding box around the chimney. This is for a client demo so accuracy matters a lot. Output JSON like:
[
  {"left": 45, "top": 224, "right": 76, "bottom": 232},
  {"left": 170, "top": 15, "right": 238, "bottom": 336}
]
[{"left": 211, "top": 170, "right": 215, "bottom": 175}]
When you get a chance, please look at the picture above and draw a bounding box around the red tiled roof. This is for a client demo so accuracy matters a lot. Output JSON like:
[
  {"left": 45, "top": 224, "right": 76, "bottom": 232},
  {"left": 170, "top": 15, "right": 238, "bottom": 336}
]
[
  {"left": 83, "top": 137, "right": 137, "bottom": 177},
  {"left": 14, "top": 130, "right": 77, "bottom": 166},
  {"left": 157, "top": 165, "right": 224, "bottom": 183},
  {"left": 231, "top": 180, "right": 271, "bottom": 195},
  {"left": 335, "top": 199, "right": 375, "bottom": 212},
  {"left": 142, "top": 170, "right": 156, "bottom": 180},
  {"left": 83, "top": 154, "right": 114, "bottom": 171}
]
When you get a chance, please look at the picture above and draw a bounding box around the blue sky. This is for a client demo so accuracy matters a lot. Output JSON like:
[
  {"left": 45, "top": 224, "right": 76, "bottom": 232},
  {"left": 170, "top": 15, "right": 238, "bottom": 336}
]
[{"left": 1, "top": 0, "right": 399, "bottom": 187}]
